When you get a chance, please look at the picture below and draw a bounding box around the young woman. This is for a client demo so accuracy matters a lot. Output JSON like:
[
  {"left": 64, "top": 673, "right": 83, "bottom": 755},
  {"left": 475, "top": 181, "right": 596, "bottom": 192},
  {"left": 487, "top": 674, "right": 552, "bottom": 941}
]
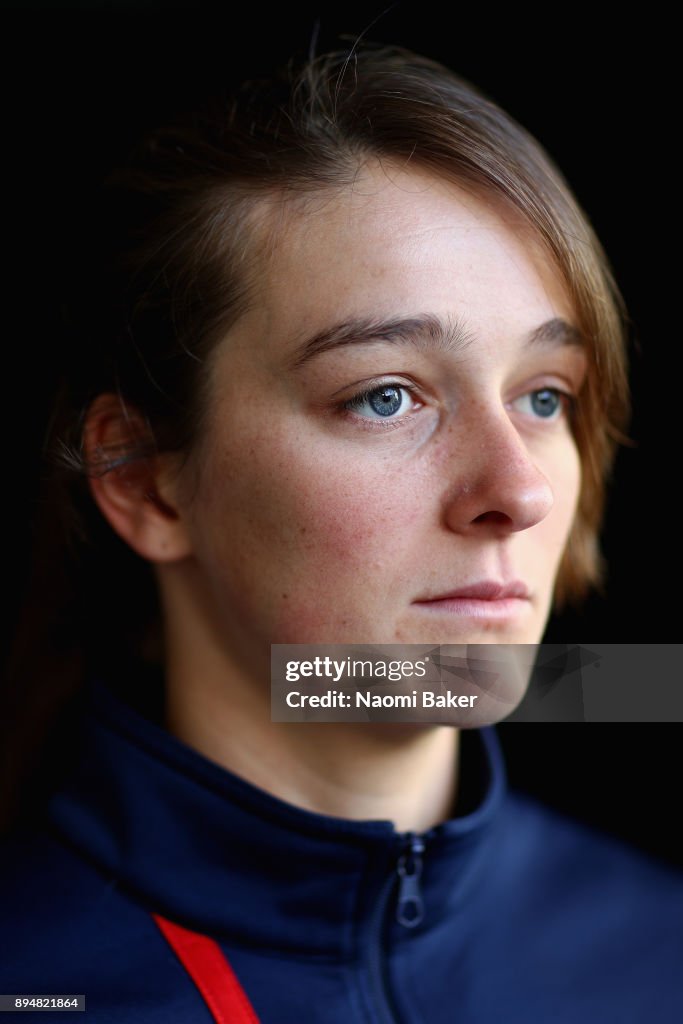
[{"left": 2, "top": 42, "right": 681, "bottom": 1023}]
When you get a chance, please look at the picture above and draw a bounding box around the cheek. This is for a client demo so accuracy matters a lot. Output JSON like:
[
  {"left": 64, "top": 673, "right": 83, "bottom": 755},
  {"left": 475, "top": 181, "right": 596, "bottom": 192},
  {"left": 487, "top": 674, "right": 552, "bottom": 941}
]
[
  {"left": 291, "top": 460, "right": 426, "bottom": 563},
  {"left": 189, "top": 421, "right": 425, "bottom": 637},
  {"left": 535, "top": 439, "right": 582, "bottom": 559}
]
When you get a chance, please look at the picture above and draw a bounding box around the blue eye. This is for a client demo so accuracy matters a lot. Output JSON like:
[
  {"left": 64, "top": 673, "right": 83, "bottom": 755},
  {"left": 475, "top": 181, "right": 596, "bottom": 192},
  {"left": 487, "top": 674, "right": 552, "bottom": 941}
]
[
  {"left": 514, "top": 387, "right": 572, "bottom": 421},
  {"left": 342, "top": 383, "right": 417, "bottom": 421},
  {"left": 340, "top": 383, "right": 574, "bottom": 427}
]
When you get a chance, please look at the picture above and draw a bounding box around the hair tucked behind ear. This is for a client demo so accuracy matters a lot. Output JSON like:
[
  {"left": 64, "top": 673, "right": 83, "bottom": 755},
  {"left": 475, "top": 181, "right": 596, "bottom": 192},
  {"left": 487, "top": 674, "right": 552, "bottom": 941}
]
[{"left": 2, "top": 39, "right": 632, "bottom": 832}]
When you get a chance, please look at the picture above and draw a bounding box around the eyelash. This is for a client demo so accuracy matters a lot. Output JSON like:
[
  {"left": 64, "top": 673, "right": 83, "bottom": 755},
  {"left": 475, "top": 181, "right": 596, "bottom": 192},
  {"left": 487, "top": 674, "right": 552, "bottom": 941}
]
[
  {"left": 339, "top": 381, "right": 577, "bottom": 427},
  {"left": 523, "top": 388, "right": 577, "bottom": 421},
  {"left": 341, "top": 381, "right": 421, "bottom": 421}
]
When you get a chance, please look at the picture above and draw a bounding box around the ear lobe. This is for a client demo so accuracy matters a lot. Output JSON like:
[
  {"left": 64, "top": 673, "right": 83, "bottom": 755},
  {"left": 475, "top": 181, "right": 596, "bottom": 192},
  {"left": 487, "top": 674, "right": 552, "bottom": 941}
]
[{"left": 82, "top": 392, "right": 194, "bottom": 563}]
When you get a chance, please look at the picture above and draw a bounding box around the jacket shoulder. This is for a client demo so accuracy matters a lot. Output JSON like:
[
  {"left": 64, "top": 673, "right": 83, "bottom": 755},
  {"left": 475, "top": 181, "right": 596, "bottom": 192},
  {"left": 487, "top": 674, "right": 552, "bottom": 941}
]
[
  {"left": 495, "top": 789, "right": 683, "bottom": 956},
  {"left": 0, "top": 824, "right": 178, "bottom": 1011}
]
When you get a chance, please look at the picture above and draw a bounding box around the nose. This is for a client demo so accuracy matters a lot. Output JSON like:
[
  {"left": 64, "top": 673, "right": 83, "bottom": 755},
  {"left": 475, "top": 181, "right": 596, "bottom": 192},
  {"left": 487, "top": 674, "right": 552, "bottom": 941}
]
[{"left": 442, "top": 408, "right": 555, "bottom": 536}]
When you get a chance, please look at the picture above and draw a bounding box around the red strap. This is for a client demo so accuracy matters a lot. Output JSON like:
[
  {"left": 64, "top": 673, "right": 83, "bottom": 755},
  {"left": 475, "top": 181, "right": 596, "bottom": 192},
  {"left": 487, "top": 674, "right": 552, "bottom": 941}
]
[{"left": 151, "top": 912, "right": 261, "bottom": 1024}]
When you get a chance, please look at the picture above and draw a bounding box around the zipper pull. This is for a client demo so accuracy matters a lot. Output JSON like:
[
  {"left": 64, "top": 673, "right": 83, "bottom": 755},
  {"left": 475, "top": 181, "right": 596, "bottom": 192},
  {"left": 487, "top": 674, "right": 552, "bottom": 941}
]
[{"left": 395, "top": 833, "right": 425, "bottom": 928}]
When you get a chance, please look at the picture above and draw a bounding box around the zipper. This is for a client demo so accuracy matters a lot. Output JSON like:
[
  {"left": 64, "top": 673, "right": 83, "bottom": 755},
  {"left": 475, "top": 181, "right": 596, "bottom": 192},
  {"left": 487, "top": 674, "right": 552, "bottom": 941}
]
[
  {"left": 366, "top": 832, "right": 427, "bottom": 1024},
  {"left": 395, "top": 833, "right": 425, "bottom": 928}
]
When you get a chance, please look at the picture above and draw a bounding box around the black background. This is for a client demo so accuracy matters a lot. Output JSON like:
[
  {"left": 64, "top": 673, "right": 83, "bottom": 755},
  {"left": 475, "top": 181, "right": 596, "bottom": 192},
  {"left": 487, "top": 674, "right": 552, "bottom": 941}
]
[{"left": 1, "top": 2, "right": 680, "bottom": 864}]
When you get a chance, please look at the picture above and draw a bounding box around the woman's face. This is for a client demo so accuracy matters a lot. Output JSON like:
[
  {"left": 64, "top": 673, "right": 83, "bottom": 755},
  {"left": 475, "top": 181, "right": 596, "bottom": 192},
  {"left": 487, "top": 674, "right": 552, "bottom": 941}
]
[{"left": 177, "top": 162, "right": 587, "bottom": 651}]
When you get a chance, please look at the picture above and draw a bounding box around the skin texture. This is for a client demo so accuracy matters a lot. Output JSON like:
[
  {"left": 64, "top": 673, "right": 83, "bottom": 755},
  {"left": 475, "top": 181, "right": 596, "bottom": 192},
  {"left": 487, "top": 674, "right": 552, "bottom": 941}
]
[
  {"left": 87, "top": 160, "right": 587, "bottom": 831},
  {"left": 170, "top": 162, "right": 585, "bottom": 645}
]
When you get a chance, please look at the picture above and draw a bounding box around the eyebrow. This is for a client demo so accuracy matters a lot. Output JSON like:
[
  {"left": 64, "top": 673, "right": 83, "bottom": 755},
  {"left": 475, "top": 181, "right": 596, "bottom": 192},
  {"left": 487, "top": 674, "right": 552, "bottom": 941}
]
[{"left": 286, "top": 313, "right": 586, "bottom": 371}]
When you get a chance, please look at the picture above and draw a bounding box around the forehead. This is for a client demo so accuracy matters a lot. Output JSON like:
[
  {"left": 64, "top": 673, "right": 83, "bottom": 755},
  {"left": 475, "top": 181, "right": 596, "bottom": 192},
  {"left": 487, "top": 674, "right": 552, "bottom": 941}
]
[{"left": 243, "top": 160, "right": 576, "bottom": 355}]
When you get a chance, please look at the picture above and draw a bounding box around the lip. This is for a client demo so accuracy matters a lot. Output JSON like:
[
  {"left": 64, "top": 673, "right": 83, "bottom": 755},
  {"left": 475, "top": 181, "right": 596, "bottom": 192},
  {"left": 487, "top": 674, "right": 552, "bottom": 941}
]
[
  {"left": 418, "top": 580, "right": 530, "bottom": 601},
  {"left": 413, "top": 580, "right": 531, "bottom": 620}
]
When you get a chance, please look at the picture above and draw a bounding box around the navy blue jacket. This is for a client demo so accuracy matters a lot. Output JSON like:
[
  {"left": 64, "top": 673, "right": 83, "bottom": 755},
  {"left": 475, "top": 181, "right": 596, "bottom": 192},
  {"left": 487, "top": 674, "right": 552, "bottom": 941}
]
[{"left": 2, "top": 674, "right": 682, "bottom": 1022}]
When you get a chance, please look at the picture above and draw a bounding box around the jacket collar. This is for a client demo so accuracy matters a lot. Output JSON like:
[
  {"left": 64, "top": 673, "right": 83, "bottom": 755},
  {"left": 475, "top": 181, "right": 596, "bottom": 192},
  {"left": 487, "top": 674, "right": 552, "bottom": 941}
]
[{"left": 47, "top": 672, "right": 508, "bottom": 957}]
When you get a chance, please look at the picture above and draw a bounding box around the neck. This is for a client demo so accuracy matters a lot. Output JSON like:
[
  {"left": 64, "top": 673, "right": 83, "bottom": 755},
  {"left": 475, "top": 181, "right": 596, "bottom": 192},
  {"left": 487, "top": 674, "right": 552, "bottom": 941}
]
[
  {"left": 157, "top": 568, "right": 460, "bottom": 834},
  {"left": 164, "top": 670, "right": 460, "bottom": 834}
]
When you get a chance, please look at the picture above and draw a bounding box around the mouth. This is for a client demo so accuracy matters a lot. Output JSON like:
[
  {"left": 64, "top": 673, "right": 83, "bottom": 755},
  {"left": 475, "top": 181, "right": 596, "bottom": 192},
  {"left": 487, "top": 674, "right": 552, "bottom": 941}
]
[{"left": 412, "top": 580, "right": 531, "bottom": 621}]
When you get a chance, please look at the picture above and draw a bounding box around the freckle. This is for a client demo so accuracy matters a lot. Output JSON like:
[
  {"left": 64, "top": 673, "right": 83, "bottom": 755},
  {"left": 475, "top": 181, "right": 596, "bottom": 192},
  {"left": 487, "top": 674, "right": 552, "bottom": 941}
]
[
  {"left": 300, "top": 526, "right": 307, "bottom": 534},
  {"left": 282, "top": 593, "right": 289, "bottom": 599}
]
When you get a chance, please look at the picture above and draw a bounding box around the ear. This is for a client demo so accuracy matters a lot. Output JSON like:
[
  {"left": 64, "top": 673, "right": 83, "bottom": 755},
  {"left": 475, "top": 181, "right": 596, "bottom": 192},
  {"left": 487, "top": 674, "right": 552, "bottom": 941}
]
[{"left": 82, "top": 392, "right": 194, "bottom": 563}]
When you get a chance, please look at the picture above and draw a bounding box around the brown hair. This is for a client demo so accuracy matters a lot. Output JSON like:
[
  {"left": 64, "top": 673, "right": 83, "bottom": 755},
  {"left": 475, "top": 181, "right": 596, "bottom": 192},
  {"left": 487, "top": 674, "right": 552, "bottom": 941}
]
[{"left": 4, "top": 41, "right": 631, "bottom": 826}]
